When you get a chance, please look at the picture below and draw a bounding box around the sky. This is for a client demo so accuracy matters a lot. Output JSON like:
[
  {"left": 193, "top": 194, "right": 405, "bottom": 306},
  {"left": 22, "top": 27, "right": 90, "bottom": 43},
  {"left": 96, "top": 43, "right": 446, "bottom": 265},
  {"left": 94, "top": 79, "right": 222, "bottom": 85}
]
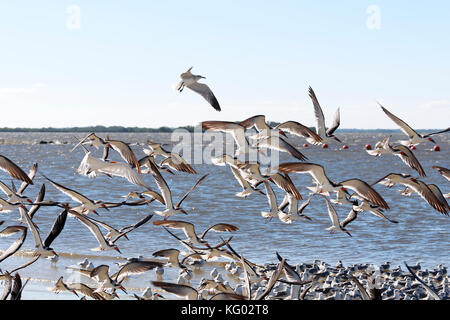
[{"left": 0, "top": 1, "right": 449, "bottom": 129}]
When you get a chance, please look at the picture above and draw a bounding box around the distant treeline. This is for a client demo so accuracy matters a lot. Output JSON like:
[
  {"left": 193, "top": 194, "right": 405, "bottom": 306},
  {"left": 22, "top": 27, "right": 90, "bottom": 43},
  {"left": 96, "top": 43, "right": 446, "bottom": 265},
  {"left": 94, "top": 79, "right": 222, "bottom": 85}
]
[
  {"left": 0, "top": 125, "right": 196, "bottom": 133},
  {"left": 0, "top": 125, "right": 442, "bottom": 133}
]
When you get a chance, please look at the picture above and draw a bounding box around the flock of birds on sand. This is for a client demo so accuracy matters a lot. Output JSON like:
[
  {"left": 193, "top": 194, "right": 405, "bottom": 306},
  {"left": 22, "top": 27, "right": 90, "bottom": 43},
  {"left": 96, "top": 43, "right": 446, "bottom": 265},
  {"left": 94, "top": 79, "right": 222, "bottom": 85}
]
[{"left": 0, "top": 67, "right": 449, "bottom": 300}]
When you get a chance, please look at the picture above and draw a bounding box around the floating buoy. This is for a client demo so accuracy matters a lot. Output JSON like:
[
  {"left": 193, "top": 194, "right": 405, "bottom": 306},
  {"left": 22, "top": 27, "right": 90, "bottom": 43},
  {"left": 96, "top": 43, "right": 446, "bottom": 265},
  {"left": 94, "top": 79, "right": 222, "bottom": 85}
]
[
  {"left": 342, "top": 145, "right": 349, "bottom": 150},
  {"left": 365, "top": 144, "right": 372, "bottom": 150},
  {"left": 303, "top": 143, "right": 309, "bottom": 148},
  {"left": 433, "top": 145, "right": 440, "bottom": 152},
  {"left": 409, "top": 145, "right": 417, "bottom": 150},
  {"left": 322, "top": 144, "right": 328, "bottom": 149}
]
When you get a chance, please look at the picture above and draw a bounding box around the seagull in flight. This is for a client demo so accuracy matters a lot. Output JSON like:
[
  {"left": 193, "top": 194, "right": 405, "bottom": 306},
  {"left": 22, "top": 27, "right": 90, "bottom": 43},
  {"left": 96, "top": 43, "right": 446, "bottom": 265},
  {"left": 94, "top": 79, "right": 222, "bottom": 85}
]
[{"left": 176, "top": 67, "right": 221, "bottom": 111}]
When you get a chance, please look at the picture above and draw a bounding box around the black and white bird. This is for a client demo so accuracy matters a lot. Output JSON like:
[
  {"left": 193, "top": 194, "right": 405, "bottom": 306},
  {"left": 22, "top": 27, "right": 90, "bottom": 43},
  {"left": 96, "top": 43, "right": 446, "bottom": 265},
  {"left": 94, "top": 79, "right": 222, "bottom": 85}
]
[{"left": 379, "top": 103, "right": 450, "bottom": 147}]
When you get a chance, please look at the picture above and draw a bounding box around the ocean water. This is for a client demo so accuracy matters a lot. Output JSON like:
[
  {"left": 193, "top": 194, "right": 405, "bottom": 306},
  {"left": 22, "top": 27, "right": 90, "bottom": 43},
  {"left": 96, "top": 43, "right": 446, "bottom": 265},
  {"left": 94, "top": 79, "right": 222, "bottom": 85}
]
[{"left": 0, "top": 131, "right": 448, "bottom": 299}]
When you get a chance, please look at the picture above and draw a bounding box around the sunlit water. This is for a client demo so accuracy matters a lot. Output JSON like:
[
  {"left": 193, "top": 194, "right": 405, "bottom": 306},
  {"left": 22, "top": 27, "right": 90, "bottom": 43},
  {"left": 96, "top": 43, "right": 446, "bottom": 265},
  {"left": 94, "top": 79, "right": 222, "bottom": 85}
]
[{"left": 0, "top": 131, "right": 448, "bottom": 299}]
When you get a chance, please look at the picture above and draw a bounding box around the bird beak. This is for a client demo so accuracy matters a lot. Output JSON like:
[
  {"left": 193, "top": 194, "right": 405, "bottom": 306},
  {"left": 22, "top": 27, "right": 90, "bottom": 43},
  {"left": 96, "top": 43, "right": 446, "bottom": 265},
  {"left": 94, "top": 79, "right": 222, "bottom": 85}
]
[
  {"left": 92, "top": 210, "right": 99, "bottom": 215},
  {"left": 120, "top": 286, "right": 127, "bottom": 294},
  {"left": 123, "top": 234, "right": 130, "bottom": 240},
  {"left": 428, "top": 138, "right": 436, "bottom": 144},
  {"left": 114, "top": 247, "right": 122, "bottom": 254},
  {"left": 279, "top": 130, "right": 287, "bottom": 138},
  {"left": 72, "top": 290, "right": 79, "bottom": 297},
  {"left": 166, "top": 169, "right": 175, "bottom": 175},
  {"left": 303, "top": 215, "right": 312, "bottom": 221},
  {"left": 26, "top": 199, "right": 33, "bottom": 203},
  {"left": 101, "top": 204, "right": 110, "bottom": 211},
  {"left": 346, "top": 231, "right": 352, "bottom": 237},
  {"left": 180, "top": 209, "right": 188, "bottom": 215},
  {"left": 334, "top": 137, "right": 342, "bottom": 143}
]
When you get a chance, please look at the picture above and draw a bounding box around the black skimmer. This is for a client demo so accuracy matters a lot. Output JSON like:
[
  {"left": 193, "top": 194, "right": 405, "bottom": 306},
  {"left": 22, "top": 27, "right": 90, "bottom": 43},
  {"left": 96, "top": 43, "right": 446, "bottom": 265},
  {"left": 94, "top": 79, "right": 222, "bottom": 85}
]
[
  {"left": 176, "top": 66, "right": 221, "bottom": 111},
  {"left": 379, "top": 103, "right": 450, "bottom": 146},
  {"left": 322, "top": 195, "right": 352, "bottom": 237},
  {"left": 20, "top": 207, "right": 67, "bottom": 259},
  {"left": 374, "top": 173, "right": 449, "bottom": 215},
  {"left": 43, "top": 174, "right": 109, "bottom": 215},
  {"left": 277, "top": 162, "right": 390, "bottom": 209},
  {"left": 366, "top": 136, "right": 426, "bottom": 177},
  {"left": 148, "top": 160, "right": 208, "bottom": 219},
  {"left": 68, "top": 210, "right": 122, "bottom": 253},
  {"left": 211, "top": 154, "right": 265, "bottom": 198},
  {"left": 308, "top": 86, "right": 342, "bottom": 143}
]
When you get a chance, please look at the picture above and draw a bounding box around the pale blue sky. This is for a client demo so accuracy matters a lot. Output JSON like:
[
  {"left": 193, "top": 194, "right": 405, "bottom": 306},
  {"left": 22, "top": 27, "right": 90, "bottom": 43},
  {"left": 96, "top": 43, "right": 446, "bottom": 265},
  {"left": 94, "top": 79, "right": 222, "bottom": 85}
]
[{"left": 0, "top": 1, "right": 449, "bottom": 129}]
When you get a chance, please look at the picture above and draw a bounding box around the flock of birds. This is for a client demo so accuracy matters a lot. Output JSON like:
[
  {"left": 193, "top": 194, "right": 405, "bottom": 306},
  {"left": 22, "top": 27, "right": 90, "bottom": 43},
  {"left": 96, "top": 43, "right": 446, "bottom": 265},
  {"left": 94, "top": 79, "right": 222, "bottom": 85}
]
[{"left": 0, "top": 67, "right": 449, "bottom": 300}]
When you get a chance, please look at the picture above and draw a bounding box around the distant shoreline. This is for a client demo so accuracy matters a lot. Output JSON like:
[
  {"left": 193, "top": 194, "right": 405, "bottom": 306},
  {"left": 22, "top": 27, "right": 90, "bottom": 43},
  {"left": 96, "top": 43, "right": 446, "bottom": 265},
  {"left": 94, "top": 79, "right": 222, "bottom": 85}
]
[{"left": 0, "top": 125, "right": 445, "bottom": 133}]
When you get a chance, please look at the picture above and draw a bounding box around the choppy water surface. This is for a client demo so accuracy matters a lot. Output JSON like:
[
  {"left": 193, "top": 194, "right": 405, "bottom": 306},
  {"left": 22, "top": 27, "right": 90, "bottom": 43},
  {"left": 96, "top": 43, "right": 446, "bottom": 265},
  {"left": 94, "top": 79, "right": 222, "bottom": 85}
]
[{"left": 0, "top": 131, "right": 448, "bottom": 299}]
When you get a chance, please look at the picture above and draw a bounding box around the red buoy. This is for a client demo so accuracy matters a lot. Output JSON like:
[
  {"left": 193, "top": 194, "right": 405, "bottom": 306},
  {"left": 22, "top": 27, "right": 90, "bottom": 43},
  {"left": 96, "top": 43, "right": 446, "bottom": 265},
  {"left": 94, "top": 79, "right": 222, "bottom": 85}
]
[
  {"left": 365, "top": 144, "right": 372, "bottom": 150},
  {"left": 322, "top": 144, "right": 328, "bottom": 149},
  {"left": 342, "top": 145, "right": 349, "bottom": 150},
  {"left": 303, "top": 143, "right": 309, "bottom": 148},
  {"left": 409, "top": 145, "right": 417, "bottom": 150},
  {"left": 433, "top": 145, "right": 440, "bottom": 152}
]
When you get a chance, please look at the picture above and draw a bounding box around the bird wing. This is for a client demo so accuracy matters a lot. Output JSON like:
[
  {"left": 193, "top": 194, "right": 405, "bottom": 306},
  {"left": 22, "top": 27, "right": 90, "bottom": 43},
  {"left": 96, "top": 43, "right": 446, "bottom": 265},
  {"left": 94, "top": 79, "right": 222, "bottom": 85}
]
[
  {"left": 340, "top": 208, "right": 358, "bottom": 228},
  {"left": 0, "top": 181, "right": 14, "bottom": 198},
  {"left": 28, "top": 184, "right": 46, "bottom": 219},
  {"left": 17, "top": 163, "right": 38, "bottom": 195},
  {"left": 256, "top": 136, "right": 308, "bottom": 161},
  {"left": 379, "top": 104, "right": 419, "bottom": 139},
  {"left": 147, "top": 160, "right": 173, "bottom": 209},
  {"left": 69, "top": 211, "right": 110, "bottom": 248},
  {"left": 199, "top": 223, "right": 239, "bottom": 240},
  {"left": 43, "top": 209, "right": 68, "bottom": 248},
  {"left": 308, "top": 86, "right": 326, "bottom": 137},
  {"left": 115, "top": 261, "right": 164, "bottom": 283},
  {"left": 106, "top": 140, "right": 141, "bottom": 173},
  {"left": 43, "top": 175, "right": 92, "bottom": 205},
  {"left": 0, "top": 226, "right": 27, "bottom": 263},
  {"left": 160, "top": 154, "right": 197, "bottom": 174},
  {"left": 186, "top": 82, "right": 221, "bottom": 111},
  {"left": 322, "top": 195, "right": 340, "bottom": 228},
  {"left": 275, "top": 121, "right": 323, "bottom": 144},
  {"left": 0, "top": 155, "right": 33, "bottom": 185},
  {"left": 151, "top": 281, "right": 198, "bottom": 299},
  {"left": 229, "top": 166, "right": 251, "bottom": 190},
  {"left": 239, "top": 115, "right": 267, "bottom": 131},
  {"left": 391, "top": 145, "right": 426, "bottom": 177},
  {"left": 201, "top": 121, "right": 248, "bottom": 151},
  {"left": 256, "top": 258, "right": 285, "bottom": 300},
  {"left": 112, "top": 214, "right": 154, "bottom": 243},
  {"left": 262, "top": 180, "right": 278, "bottom": 212},
  {"left": 271, "top": 172, "right": 302, "bottom": 200},
  {"left": 326, "top": 107, "right": 340, "bottom": 136},
  {"left": 98, "top": 161, "right": 152, "bottom": 190},
  {"left": 152, "top": 220, "right": 197, "bottom": 240},
  {"left": 175, "top": 173, "right": 209, "bottom": 209},
  {"left": 89, "top": 265, "right": 111, "bottom": 283},
  {"left": 339, "top": 179, "right": 390, "bottom": 210},
  {"left": 19, "top": 207, "right": 44, "bottom": 249},
  {"left": 277, "top": 162, "right": 330, "bottom": 186},
  {"left": 402, "top": 180, "right": 448, "bottom": 214},
  {"left": 422, "top": 127, "right": 450, "bottom": 138},
  {"left": 427, "top": 184, "right": 450, "bottom": 213}
]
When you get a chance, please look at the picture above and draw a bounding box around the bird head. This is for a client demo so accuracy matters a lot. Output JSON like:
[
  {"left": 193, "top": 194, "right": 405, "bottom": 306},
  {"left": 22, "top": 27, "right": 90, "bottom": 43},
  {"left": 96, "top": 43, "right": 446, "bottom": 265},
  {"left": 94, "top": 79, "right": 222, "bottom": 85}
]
[{"left": 428, "top": 137, "right": 436, "bottom": 144}]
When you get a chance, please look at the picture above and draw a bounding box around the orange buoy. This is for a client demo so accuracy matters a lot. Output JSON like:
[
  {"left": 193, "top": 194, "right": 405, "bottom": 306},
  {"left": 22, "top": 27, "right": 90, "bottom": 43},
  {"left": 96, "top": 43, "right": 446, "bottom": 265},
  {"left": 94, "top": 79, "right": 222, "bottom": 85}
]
[
  {"left": 303, "top": 143, "right": 309, "bottom": 147},
  {"left": 322, "top": 144, "right": 328, "bottom": 149},
  {"left": 365, "top": 144, "right": 372, "bottom": 150},
  {"left": 409, "top": 145, "right": 417, "bottom": 150},
  {"left": 433, "top": 145, "right": 440, "bottom": 152},
  {"left": 342, "top": 145, "right": 349, "bottom": 150}
]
